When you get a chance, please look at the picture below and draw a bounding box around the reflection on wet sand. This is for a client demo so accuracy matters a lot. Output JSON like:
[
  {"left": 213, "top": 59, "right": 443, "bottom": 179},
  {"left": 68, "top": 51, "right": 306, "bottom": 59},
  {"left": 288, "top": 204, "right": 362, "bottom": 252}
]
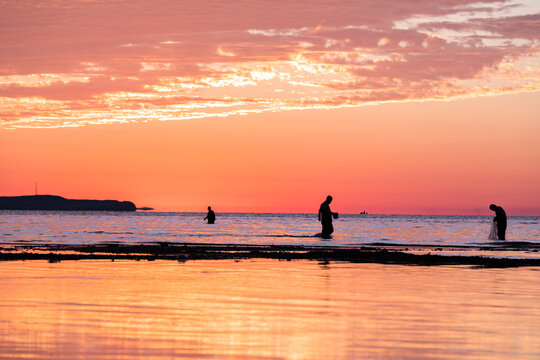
[{"left": 1, "top": 260, "right": 540, "bottom": 359}]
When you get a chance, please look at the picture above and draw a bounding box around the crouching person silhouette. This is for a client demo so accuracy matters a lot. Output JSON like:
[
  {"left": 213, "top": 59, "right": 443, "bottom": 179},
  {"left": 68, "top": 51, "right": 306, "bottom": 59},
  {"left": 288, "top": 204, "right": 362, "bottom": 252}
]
[{"left": 489, "top": 204, "right": 506, "bottom": 240}]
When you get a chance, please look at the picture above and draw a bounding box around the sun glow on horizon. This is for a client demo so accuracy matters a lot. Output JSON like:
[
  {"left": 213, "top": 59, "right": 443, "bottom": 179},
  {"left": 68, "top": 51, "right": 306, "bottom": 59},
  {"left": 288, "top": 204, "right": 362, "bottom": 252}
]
[{"left": 1, "top": 0, "right": 539, "bottom": 215}]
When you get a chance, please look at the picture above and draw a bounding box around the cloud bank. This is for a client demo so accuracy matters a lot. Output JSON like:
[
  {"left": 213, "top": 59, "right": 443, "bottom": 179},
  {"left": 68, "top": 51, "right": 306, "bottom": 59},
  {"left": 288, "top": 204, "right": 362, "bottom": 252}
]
[{"left": 1, "top": 0, "right": 539, "bottom": 129}]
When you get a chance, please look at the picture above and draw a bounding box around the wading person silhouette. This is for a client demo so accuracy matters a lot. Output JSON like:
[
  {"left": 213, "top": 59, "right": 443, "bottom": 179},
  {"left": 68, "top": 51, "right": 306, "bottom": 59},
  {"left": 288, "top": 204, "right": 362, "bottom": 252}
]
[
  {"left": 489, "top": 204, "right": 506, "bottom": 240},
  {"left": 318, "top": 195, "right": 338, "bottom": 239},
  {"left": 204, "top": 206, "right": 215, "bottom": 224}
]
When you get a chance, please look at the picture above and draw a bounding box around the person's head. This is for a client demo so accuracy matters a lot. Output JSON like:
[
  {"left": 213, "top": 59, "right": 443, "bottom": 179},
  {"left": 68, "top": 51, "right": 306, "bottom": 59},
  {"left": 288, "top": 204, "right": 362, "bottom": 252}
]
[
  {"left": 489, "top": 204, "right": 497, "bottom": 211},
  {"left": 326, "top": 195, "right": 333, "bottom": 203},
  {"left": 208, "top": 206, "right": 212, "bottom": 210}
]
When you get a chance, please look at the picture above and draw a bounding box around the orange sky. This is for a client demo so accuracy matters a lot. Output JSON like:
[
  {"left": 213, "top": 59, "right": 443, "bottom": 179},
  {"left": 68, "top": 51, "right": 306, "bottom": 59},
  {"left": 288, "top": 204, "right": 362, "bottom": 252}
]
[
  {"left": 1, "top": 91, "right": 539, "bottom": 215},
  {"left": 1, "top": 0, "right": 539, "bottom": 214}
]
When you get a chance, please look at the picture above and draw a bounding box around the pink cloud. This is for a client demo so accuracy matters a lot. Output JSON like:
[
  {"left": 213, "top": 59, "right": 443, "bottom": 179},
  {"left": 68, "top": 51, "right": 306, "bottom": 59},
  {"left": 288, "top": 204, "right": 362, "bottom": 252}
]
[
  {"left": 0, "top": 77, "right": 147, "bottom": 100},
  {"left": 1, "top": 0, "right": 539, "bottom": 128},
  {"left": 418, "top": 13, "right": 540, "bottom": 40}
]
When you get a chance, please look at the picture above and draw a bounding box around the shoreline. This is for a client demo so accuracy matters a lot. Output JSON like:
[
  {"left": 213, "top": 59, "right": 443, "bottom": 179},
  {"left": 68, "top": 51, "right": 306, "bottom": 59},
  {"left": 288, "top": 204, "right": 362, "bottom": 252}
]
[{"left": 2, "top": 242, "right": 540, "bottom": 267}]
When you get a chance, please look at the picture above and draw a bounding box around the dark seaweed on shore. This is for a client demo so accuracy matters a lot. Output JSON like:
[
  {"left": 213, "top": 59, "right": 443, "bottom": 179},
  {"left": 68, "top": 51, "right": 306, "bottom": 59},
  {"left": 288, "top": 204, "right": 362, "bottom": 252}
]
[{"left": 1, "top": 243, "right": 540, "bottom": 268}]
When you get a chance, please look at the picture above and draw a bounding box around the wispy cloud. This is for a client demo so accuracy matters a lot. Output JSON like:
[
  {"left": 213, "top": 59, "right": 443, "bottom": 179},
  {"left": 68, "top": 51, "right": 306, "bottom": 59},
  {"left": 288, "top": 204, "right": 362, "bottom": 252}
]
[{"left": 1, "top": 0, "right": 539, "bottom": 129}]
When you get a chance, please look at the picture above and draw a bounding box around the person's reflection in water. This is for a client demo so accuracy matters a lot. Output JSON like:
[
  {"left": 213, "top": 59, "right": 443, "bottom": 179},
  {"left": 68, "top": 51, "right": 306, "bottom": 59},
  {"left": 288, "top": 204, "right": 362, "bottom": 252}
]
[
  {"left": 489, "top": 204, "right": 506, "bottom": 240},
  {"left": 204, "top": 206, "right": 215, "bottom": 224},
  {"left": 318, "top": 195, "right": 337, "bottom": 239}
]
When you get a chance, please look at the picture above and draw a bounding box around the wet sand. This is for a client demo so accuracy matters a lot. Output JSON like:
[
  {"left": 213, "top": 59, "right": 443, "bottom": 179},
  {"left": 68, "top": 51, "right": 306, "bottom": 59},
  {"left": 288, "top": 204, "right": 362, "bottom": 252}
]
[
  {"left": 2, "top": 241, "right": 540, "bottom": 267},
  {"left": 2, "top": 259, "right": 540, "bottom": 359}
]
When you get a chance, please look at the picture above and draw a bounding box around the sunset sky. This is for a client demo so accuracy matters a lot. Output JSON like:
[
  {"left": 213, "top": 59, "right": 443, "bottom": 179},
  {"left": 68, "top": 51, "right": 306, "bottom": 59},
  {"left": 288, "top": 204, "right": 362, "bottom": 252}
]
[{"left": 1, "top": 0, "right": 539, "bottom": 214}]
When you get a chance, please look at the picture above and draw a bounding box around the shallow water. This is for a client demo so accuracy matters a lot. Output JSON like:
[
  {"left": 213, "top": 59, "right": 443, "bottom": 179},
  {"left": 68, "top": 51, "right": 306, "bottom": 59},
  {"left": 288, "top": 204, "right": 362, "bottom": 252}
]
[
  {"left": 1, "top": 211, "right": 538, "bottom": 247},
  {"left": 1, "top": 260, "right": 540, "bottom": 359}
]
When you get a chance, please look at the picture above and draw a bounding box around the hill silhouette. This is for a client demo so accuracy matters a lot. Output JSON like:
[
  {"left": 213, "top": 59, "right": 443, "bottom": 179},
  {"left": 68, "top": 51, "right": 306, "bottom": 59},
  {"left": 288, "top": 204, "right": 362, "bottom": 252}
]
[{"left": 0, "top": 195, "right": 136, "bottom": 211}]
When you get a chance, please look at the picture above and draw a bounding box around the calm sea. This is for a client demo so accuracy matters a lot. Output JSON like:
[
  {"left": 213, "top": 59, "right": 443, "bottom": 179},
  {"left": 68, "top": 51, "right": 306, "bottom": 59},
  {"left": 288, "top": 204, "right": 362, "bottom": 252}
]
[
  {"left": 1, "top": 211, "right": 538, "bottom": 247},
  {"left": 1, "top": 259, "right": 540, "bottom": 360},
  {"left": 2, "top": 212, "right": 540, "bottom": 359}
]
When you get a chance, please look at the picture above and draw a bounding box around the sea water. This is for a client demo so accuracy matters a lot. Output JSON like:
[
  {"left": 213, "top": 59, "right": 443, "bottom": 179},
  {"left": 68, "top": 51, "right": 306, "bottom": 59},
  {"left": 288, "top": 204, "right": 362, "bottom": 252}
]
[
  {"left": 2, "top": 212, "right": 540, "bottom": 359},
  {"left": 1, "top": 211, "right": 538, "bottom": 247},
  {"left": 1, "top": 259, "right": 540, "bottom": 360}
]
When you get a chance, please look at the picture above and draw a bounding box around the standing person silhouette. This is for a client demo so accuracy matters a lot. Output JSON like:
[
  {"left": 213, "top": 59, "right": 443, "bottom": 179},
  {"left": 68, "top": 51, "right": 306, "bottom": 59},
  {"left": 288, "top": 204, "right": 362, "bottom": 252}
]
[
  {"left": 318, "top": 195, "right": 337, "bottom": 239},
  {"left": 489, "top": 204, "right": 506, "bottom": 240},
  {"left": 204, "top": 206, "right": 215, "bottom": 224}
]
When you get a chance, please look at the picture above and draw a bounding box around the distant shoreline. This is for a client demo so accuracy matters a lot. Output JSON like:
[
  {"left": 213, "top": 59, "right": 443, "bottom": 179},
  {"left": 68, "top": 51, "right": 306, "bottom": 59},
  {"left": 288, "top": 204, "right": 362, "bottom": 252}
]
[
  {"left": 2, "top": 243, "right": 540, "bottom": 268},
  {"left": 0, "top": 195, "right": 136, "bottom": 211}
]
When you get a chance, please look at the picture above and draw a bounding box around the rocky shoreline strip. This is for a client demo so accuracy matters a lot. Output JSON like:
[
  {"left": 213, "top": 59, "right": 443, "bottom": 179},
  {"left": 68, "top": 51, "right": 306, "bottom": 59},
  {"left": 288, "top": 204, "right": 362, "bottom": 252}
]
[{"left": 1, "top": 243, "right": 540, "bottom": 267}]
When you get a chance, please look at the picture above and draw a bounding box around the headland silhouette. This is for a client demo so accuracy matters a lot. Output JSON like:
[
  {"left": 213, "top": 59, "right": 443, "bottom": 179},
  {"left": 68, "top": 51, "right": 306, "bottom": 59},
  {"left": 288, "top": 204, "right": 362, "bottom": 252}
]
[{"left": 0, "top": 195, "right": 136, "bottom": 211}]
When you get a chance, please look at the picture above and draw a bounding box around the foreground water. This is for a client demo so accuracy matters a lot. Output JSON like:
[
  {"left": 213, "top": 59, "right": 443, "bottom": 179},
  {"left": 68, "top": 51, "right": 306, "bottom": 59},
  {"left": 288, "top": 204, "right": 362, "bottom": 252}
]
[
  {"left": 1, "top": 211, "right": 538, "bottom": 247},
  {"left": 1, "top": 259, "right": 539, "bottom": 360}
]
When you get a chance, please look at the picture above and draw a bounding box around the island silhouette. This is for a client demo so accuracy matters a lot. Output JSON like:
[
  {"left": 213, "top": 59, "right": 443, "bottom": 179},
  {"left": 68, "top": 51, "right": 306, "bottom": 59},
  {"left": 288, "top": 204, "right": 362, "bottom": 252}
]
[{"left": 0, "top": 195, "right": 136, "bottom": 211}]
